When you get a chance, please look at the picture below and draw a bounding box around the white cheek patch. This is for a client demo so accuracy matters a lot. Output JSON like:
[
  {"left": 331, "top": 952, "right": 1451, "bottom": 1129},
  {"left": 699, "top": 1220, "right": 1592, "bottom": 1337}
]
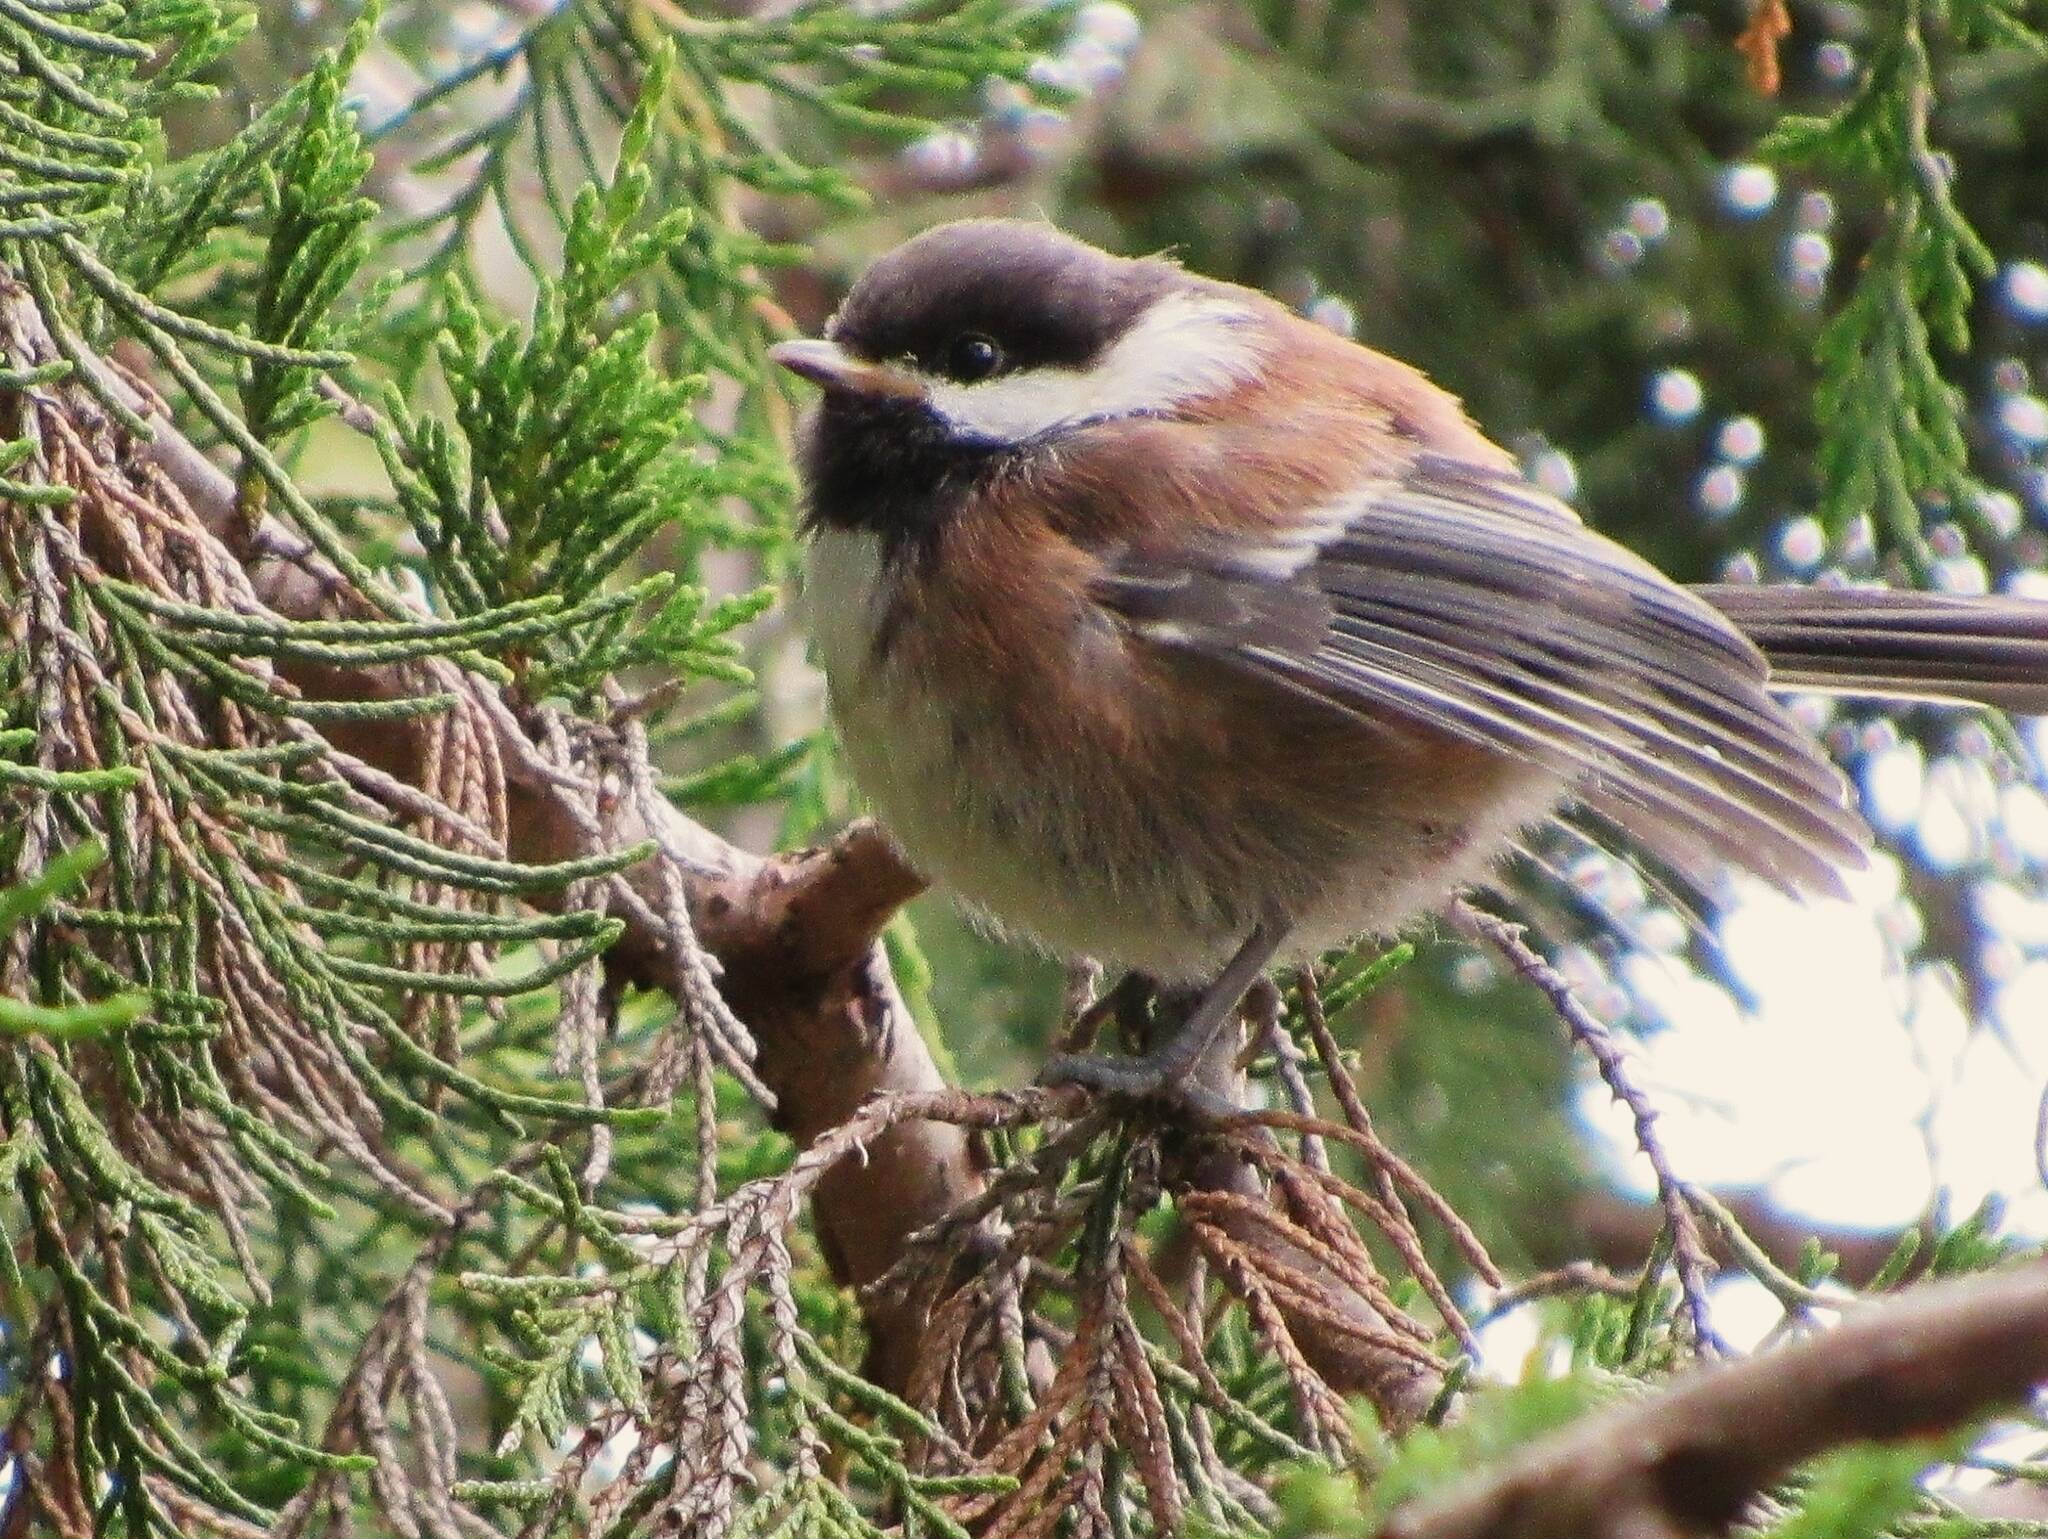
[{"left": 919, "top": 294, "right": 1266, "bottom": 444}]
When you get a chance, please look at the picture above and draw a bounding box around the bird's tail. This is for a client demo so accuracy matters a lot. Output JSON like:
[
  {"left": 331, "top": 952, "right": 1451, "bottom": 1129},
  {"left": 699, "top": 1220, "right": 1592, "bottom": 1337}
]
[{"left": 1695, "top": 583, "right": 2048, "bottom": 715}]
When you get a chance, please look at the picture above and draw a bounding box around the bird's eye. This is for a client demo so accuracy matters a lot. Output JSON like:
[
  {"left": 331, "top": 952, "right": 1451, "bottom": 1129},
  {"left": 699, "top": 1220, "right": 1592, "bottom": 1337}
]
[{"left": 946, "top": 333, "right": 1003, "bottom": 382}]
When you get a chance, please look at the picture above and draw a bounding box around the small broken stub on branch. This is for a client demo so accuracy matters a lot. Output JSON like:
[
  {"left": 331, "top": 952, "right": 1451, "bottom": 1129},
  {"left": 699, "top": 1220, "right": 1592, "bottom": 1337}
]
[{"left": 1737, "top": 0, "right": 1793, "bottom": 96}]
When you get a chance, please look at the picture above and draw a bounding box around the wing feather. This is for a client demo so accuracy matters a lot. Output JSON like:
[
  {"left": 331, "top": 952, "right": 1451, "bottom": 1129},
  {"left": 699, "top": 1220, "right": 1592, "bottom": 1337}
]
[{"left": 1091, "top": 453, "right": 1868, "bottom": 896}]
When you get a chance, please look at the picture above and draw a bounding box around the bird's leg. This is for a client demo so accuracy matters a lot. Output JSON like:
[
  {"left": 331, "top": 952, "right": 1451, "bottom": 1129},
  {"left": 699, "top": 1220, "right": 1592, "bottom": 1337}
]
[
  {"left": 1113, "top": 973, "right": 1160, "bottom": 1050},
  {"left": 1038, "top": 919, "right": 1290, "bottom": 1101},
  {"left": 1061, "top": 969, "right": 1159, "bottom": 1055}
]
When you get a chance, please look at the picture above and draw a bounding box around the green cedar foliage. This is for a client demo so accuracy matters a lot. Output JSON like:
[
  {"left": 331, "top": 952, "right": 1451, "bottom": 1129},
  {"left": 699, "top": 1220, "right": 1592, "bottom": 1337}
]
[
  {"left": 1763, "top": 0, "right": 2046, "bottom": 566},
  {"left": 0, "top": 0, "right": 1059, "bottom": 1534}
]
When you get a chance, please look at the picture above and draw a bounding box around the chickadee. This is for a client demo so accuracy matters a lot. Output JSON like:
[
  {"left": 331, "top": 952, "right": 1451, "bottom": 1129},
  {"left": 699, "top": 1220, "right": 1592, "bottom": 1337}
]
[{"left": 771, "top": 219, "right": 2048, "bottom": 1094}]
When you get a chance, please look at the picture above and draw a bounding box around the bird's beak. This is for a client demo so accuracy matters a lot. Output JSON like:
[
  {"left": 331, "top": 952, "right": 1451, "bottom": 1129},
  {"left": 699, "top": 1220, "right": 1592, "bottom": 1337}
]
[{"left": 768, "top": 339, "right": 927, "bottom": 402}]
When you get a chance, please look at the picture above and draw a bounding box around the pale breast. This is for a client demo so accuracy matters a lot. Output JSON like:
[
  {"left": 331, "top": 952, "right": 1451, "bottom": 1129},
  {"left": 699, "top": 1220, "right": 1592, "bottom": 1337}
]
[
  {"left": 803, "top": 525, "right": 1262, "bottom": 977},
  {"left": 801, "top": 518, "right": 1574, "bottom": 980}
]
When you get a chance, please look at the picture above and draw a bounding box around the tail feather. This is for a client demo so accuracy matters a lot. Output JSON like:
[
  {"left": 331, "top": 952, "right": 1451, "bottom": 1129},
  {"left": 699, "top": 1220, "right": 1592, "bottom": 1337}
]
[{"left": 1694, "top": 583, "right": 2048, "bottom": 715}]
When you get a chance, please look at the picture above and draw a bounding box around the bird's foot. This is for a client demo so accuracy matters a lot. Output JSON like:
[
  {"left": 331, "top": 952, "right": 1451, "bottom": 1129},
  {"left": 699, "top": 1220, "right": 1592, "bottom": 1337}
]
[
  {"left": 1035, "top": 917, "right": 1291, "bottom": 1116},
  {"left": 1035, "top": 1048, "right": 1238, "bottom": 1117}
]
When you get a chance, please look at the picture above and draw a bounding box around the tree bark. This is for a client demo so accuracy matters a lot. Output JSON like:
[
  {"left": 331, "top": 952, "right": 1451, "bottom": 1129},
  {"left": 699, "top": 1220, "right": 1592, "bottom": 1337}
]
[{"left": 1382, "top": 1260, "right": 2048, "bottom": 1539}]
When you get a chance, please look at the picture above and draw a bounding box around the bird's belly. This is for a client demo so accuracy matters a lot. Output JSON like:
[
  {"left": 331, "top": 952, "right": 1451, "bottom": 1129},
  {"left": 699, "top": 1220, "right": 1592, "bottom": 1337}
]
[
  {"left": 824, "top": 657, "right": 1232, "bottom": 977},
  {"left": 804, "top": 529, "right": 1568, "bottom": 979}
]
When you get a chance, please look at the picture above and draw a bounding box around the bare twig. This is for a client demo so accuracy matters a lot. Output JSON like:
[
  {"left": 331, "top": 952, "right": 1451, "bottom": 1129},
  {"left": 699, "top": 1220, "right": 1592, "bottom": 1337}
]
[
  {"left": 1549, "top": 1185, "right": 1930, "bottom": 1291},
  {"left": 1450, "top": 897, "right": 1719, "bottom": 1348}
]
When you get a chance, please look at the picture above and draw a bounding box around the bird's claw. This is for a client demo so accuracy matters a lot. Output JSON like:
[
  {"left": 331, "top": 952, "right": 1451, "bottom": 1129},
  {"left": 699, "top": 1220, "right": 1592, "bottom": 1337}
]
[{"left": 1035, "top": 1051, "right": 1238, "bottom": 1118}]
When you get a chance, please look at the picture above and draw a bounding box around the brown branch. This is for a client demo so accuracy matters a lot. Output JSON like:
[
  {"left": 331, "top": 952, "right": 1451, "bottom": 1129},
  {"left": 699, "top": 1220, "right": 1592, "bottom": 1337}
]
[
  {"left": 678, "top": 823, "right": 983, "bottom": 1390},
  {"left": 1380, "top": 1260, "right": 2048, "bottom": 1539}
]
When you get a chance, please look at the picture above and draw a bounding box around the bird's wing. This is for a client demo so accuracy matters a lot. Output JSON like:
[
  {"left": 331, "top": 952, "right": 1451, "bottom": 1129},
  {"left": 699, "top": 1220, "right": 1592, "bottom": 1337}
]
[{"left": 1090, "top": 451, "right": 1869, "bottom": 896}]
